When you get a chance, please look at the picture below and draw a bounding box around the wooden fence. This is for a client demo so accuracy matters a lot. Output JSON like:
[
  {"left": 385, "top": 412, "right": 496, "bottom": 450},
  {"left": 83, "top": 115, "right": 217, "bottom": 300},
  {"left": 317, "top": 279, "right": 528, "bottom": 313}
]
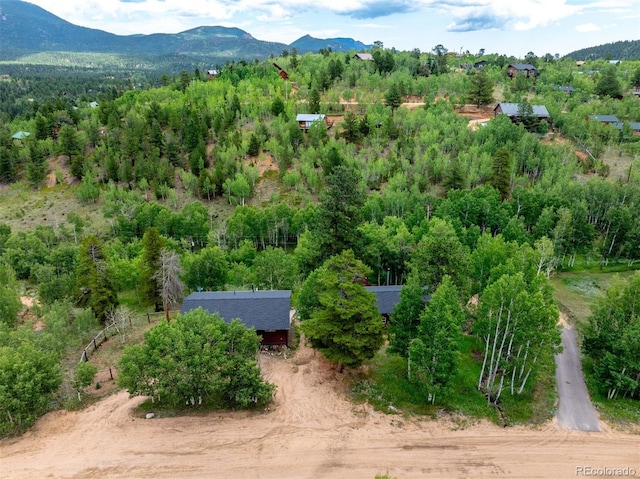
[
  {"left": 79, "top": 311, "right": 166, "bottom": 363},
  {"left": 80, "top": 322, "right": 121, "bottom": 362}
]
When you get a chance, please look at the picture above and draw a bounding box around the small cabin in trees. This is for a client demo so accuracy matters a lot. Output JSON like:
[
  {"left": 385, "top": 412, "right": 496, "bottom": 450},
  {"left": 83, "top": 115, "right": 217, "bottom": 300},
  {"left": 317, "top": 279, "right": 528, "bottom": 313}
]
[
  {"left": 587, "top": 115, "right": 640, "bottom": 135},
  {"left": 494, "top": 102, "right": 550, "bottom": 126},
  {"left": 296, "top": 113, "right": 329, "bottom": 131},
  {"left": 272, "top": 63, "right": 289, "bottom": 80},
  {"left": 354, "top": 53, "right": 374, "bottom": 61},
  {"left": 364, "top": 285, "right": 430, "bottom": 322},
  {"left": 207, "top": 69, "right": 220, "bottom": 79},
  {"left": 555, "top": 85, "right": 575, "bottom": 95},
  {"left": 586, "top": 114, "right": 621, "bottom": 126},
  {"left": 507, "top": 63, "right": 538, "bottom": 78},
  {"left": 180, "top": 290, "right": 292, "bottom": 346}
]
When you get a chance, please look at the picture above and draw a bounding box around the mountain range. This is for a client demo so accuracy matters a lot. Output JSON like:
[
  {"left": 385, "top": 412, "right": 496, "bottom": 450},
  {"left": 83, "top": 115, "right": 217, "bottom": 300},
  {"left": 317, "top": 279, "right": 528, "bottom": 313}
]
[{"left": 0, "top": 0, "right": 371, "bottom": 63}]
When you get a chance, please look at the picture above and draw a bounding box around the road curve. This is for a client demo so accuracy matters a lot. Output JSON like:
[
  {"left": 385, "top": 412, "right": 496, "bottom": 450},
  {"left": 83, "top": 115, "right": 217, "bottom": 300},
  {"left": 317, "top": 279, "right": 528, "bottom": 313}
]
[{"left": 555, "top": 326, "right": 601, "bottom": 431}]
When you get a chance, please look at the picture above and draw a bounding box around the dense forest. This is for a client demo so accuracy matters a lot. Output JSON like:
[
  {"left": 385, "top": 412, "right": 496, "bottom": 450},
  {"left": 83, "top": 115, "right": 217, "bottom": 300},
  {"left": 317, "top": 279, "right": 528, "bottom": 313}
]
[
  {"left": 565, "top": 40, "right": 640, "bottom": 62},
  {"left": 1, "top": 46, "right": 639, "bottom": 436}
]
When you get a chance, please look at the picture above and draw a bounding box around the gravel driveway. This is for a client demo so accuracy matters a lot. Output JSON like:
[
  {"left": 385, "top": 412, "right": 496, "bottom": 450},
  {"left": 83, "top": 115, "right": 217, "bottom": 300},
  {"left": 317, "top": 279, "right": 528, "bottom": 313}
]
[{"left": 554, "top": 326, "right": 601, "bottom": 431}]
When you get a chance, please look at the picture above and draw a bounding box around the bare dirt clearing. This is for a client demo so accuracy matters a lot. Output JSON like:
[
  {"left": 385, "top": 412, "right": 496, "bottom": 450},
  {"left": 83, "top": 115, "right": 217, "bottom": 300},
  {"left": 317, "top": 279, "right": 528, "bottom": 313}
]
[{"left": 1, "top": 341, "right": 638, "bottom": 479}]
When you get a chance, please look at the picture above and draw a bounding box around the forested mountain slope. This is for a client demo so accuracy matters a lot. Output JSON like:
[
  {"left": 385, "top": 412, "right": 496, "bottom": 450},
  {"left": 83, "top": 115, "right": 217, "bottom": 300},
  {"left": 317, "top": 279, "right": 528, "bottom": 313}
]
[
  {"left": 0, "top": 48, "right": 639, "bottom": 436},
  {"left": 564, "top": 40, "right": 640, "bottom": 61}
]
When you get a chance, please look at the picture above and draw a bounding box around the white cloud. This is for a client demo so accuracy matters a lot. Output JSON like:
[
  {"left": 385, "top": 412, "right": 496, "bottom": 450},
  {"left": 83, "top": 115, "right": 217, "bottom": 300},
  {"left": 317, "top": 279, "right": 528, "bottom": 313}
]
[{"left": 576, "top": 22, "right": 603, "bottom": 32}]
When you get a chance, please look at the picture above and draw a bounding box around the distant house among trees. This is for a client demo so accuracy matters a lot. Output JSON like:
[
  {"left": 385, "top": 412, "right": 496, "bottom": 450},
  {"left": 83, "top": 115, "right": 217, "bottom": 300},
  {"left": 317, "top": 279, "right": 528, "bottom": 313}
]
[
  {"left": 586, "top": 114, "right": 621, "bottom": 126},
  {"left": 11, "top": 131, "right": 30, "bottom": 142},
  {"left": 207, "top": 69, "right": 220, "bottom": 79},
  {"left": 296, "top": 113, "right": 329, "bottom": 131},
  {"left": 365, "top": 285, "right": 430, "bottom": 321},
  {"left": 272, "top": 63, "right": 289, "bottom": 79},
  {"left": 507, "top": 63, "right": 539, "bottom": 78},
  {"left": 494, "top": 102, "right": 550, "bottom": 125},
  {"left": 555, "top": 85, "right": 575, "bottom": 94},
  {"left": 180, "top": 290, "right": 292, "bottom": 346},
  {"left": 354, "top": 53, "right": 374, "bottom": 61},
  {"left": 587, "top": 115, "right": 640, "bottom": 135}
]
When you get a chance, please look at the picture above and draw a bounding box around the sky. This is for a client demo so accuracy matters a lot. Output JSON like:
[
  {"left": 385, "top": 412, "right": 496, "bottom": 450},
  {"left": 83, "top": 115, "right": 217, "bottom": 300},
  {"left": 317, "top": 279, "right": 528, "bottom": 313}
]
[{"left": 23, "top": 0, "right": 640, "bottom": 57}]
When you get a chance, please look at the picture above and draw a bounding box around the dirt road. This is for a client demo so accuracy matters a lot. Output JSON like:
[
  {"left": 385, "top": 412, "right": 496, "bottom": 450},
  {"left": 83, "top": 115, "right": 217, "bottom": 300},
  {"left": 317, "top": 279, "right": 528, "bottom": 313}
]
[
  {"left": 555, "top": 326, "right": 601, "bottom": 431},
  {"left": 1, "top": 343, "right": 638, "bottom": 479}
]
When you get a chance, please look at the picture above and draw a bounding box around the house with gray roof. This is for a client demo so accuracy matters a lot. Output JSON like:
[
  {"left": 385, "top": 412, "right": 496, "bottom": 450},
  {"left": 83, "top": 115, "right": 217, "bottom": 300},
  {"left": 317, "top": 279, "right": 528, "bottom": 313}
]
[
  {"left": 364, "top": 285, "right": 430, "bottom": 319},
  {"left": 365, "top": 286, "right": 403, "bottom": 316},
  {"left": 507, "top": 63, "right": 539, "bottom": 78},
  {"left": 587, "top": 114, "right": 621, "bottom": 125},
  {"left": 296, "top": 113, "right": 328, "bottom": 131},
  {"left": 494, "top": 103, "right": 550, "bottom": 128},
  {"left": 180, "top": 290, "right": 292, "bottom": 346}
]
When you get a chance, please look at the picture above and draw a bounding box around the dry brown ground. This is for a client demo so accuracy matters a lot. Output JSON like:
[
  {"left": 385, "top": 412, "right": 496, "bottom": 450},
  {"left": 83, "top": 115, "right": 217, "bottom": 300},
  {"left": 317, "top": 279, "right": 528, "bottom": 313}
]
[{"left": 1, "top": 341, "right": 638, "bottom": 479}]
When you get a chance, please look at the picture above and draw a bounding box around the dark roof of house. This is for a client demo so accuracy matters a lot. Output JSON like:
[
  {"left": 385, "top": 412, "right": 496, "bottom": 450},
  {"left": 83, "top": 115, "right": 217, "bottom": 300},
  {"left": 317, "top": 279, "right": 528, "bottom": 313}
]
[
  {"left": 180, "top": 290, "right": 292, "bottom": 331},
  {"left": 628, "top": 122, "right": 640, "bottom": 132},
  {"left": 509, "top": 63, "right": 537, "bottom": 70},
  {"left": 495, "top": 102, "right": 550, "bottom": 118},
  {"left": 557, "top": 85, "right": 574, "bottom": 93},
  {"left": 365, "top": 286, "right": 403, "bottom": 315},
  {"left": 364, "top": 285, "right": 430, "bottom": 315},
  {"left": 588, "top": 114, "right": 620, "bottom": 124}
]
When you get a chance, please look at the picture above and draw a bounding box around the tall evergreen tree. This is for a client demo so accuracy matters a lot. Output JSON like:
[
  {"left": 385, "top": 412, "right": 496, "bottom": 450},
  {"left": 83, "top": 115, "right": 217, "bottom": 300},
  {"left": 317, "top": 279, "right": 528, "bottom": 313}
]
[
  {"left": 490, "top": 148, "right": 512, "bottom": 200},
  {"left": 595, "top": 66, "right": 622, "bottom": 98},
  {"left": 384, "top": 83, "right": 403, "bottom": 111},
  {"left": 140, "top": 227, "right": 165, "bottom": 311},
  {"left": 313, "top": 153, "right": 365, "bottom": 260},
  {"left": 309, "top": 87, "right": 321, "bottom": 114},
  {"left": 299, "top": 250, "right": 384, "bottom": 372},
  {"left": 75, "top": 235, "right": 118, "bottom": 322},
  {"left": 468, "top": 69, "right": 494, "bottom": 108}
]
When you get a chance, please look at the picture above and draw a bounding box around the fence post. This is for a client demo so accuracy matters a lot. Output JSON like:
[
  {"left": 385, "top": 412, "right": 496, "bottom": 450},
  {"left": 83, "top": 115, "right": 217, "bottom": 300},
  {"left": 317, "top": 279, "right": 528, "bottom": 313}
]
[
  {"left": 93, "top": 338, "right": 97, "bottom": 349},
  {"left": 109, "top": 368, "right": 113, "bottom": 380},
  {"left": 147, "top": 312, "right": 151, "bottom": 323},
  {"left": 82, "top": 350, "right": 88, "bottom": 362}
]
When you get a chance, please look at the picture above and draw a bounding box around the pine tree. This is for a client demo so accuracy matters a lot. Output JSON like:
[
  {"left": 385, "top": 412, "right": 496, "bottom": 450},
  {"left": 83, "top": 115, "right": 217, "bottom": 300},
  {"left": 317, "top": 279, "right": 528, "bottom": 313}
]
[
  {"left": 75, "top": 236, "right": 118, "bottom": 322},
  {"left": 299, "top": 250, "right": 384, "bottom": 372},
  {"left": 595, "top": 66, "right": 622, "bottom": 99},
  {"left": 490, "top": 148, "right": 512, "bottom": 200},
  {"left": 468, "top": 70, "right": 494, "bottom": 108},
  {"left": 384, "top": 83, "right": 403, "bottom": 111},
  {"left": 309, "top": 87, "right": 321, "bottom": 114},
  {"left": 140, "top": 227, "right": 165, "bottom": 311},
  {"left": 314, "top": 159, "right": 365, "bottom": 260}
]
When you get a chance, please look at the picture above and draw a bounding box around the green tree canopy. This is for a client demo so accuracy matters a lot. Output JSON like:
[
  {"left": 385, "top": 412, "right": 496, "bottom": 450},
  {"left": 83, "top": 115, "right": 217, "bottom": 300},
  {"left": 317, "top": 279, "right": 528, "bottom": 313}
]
[
  {"left": 0, "top": 340, "right": 61, "bottom": 436},
  {"left": 182, "top": 246, "right": 228, "bottom": 292},
  {"left": 139, "top": 227, "right": 165, "bottom": 310},
  {"left": 468, "top": 69, "right": 494, "bottom": 108},
  {"left": 409, "top": 276, "right": 465, "bottom": 404},
  {"left": 582, "top": 272, "right": 640, "bottom": 400},
  {"left": 409, "top": 218, "right": 470, "bottom": 300},
  {"left": 595, "top": 66, "right": 622, "bottom": 98},
  {"left": 75, "top": 235, "right": 118, "bottom": 322},
  {"left": 475, "top": 272, "right": 560, "bottom": 402},
  {"left": 118, "top": 308, "right": 275, "bottom": 408},
  {"left": 298, "top": 250, "right": 384, "bottom": 371}
]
